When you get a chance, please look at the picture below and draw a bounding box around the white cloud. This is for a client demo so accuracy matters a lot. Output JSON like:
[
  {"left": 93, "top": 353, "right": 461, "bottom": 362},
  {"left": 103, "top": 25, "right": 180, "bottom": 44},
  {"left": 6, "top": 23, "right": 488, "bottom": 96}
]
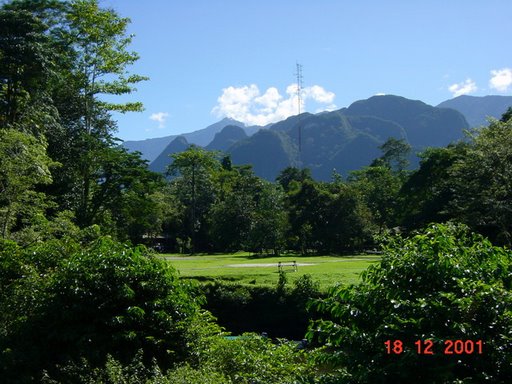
[
  {"left": 448, "top": 79, "right": 477, "bottom": 97},
  {"left": 303, "top": 85, "right": 336, "bottom": 104},
  {"left": 149, "top": 112, "right": 169, "bottom": 128},
  {"left": 212, "top": 84, "right": 337, "bottom": 126},
  {"left": 254, "top": 87, "right": 282, "bottom": 113},
  {"left": 489, "top": 68, "right": 512, "bottom": 92}
]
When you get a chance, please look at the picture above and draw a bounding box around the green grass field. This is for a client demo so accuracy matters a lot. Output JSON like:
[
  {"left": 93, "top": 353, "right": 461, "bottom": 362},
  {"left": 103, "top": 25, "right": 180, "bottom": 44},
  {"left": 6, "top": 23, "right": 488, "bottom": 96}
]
[{"left": 161, "top": 252, "right": 380, "bottom": 289}]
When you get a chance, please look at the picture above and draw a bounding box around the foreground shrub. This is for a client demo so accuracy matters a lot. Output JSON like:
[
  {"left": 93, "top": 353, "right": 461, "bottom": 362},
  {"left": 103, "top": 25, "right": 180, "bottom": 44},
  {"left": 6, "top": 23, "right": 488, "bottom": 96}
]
[
  {"left": 202, "top": 334, "right": 313, "bottom": 384},
  {"left": 41, "top": 353, "right": 230, "bottom": 384},
  {"left": 308, "top": 223, "right": 512, "bottom": 383},
  {"left": 43, "top": 334, "right": 318, "bottom": 384},
  {"left": 0, "top": 237, "right": 216, "bottom": 383}
]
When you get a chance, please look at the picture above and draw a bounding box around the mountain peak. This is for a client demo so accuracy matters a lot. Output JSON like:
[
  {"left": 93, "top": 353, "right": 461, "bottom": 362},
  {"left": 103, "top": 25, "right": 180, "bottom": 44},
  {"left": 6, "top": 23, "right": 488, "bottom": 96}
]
[
  {"left": 148, "top": 136, "right": 190, "bottom": 174},
  {"left": 347, "top": 94, "right": 430, "bottom": 113},
  {"left": 218, "top": 117, "right": 245, "bottom": 126},
  {"left": 206, "top": 125, "right": 248, "bottom": 151}
]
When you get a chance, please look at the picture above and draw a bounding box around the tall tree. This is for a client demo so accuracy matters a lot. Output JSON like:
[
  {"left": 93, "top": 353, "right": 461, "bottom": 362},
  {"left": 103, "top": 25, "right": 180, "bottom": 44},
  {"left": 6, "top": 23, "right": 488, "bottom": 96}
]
[
  {"left": 57, "top": 0, "right": 147, "bottom": 226},
  {"left": 349, "top": 165, "right": 402, "bottom": 233},
  {"left": 286, "top": 180, "right": 331, "bottom": 254},
  {"left": 209, "top": 165, "right": 263, "bottom": 252},
  {"left": 248, "top": 182, "right": 288, "bottom": 255},
  {"left": 500, "top": 107, "right": 512, "bottom": 123},
  {"left": 84, "top": 146, "right": 165, "bottom": 242},
  {"left": 0, "top": 0, "right": 149, "bottom": 229},
  {"left": 168, "top": 146, "right": 220, "bottom": 252},
  {"left": 399, "top": 144, "right": 467, "bottom": 230},
  {"left": 323, "top": 182, "right": 373, "bottom": 251},
  {"left": 373, "top": 137, "right": 411, "bottom": 174}
]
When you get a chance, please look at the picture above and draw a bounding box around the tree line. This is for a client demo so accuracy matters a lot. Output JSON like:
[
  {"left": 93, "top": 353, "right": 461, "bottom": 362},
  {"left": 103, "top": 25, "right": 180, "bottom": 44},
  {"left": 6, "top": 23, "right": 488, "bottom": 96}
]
[{"left": 162, "top": 111, "right": 512, "bottom": 254}]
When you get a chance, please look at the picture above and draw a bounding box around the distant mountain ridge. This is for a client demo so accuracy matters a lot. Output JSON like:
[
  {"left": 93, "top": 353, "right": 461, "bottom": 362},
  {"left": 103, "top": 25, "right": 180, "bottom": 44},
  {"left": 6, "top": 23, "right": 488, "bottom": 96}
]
[
  {"left": 123, "top": 94, "right": 511, "bottom": 181},
  {"left": 122, "top": 118, "right": 257, "bottom": 162},
  {"left": 437, "top": 95, "right": 512, "bottom": 127}
]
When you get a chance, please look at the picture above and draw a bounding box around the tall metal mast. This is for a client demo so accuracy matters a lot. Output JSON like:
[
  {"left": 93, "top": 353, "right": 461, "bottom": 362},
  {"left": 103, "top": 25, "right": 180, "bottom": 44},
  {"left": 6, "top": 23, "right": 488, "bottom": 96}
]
[{"left": 295, "top": 62, "right": 303, "bottom": 155}]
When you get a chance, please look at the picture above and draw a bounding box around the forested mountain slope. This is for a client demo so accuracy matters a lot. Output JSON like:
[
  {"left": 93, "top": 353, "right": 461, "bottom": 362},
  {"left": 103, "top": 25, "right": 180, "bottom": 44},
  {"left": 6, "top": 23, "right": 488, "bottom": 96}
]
[{"left": 222, "top": 95, "right": 469, "bottom": 180}]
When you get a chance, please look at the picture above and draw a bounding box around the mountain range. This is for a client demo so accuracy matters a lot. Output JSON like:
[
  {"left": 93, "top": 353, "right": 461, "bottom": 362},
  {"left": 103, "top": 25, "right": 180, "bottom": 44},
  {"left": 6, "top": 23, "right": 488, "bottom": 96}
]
[{"left": 123, "top": 94, "right": 512, "bottom": 181}]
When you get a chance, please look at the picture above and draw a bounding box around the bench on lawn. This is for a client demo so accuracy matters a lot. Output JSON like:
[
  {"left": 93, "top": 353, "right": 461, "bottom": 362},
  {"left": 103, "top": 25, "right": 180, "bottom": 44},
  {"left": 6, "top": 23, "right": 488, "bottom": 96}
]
[{"left": 278, "top": 261, "right": 298, "bottom": 272}]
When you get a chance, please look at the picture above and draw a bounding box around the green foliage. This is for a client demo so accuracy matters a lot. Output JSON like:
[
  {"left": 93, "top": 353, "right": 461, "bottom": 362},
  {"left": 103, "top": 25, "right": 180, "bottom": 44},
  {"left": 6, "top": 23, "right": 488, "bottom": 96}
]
[
  {"left": 375, "top": 136, "right": 411, "bottom": 174},
  {"left": 168, "top": 146, "right": 221, "bottom": 251},
  {"left": 203, "top": 334, "right": 314, "bottom": 384},
  {"left": 0, "top": 5, "right": 57, "bottom": 130},
  {"left": 41, "top": 353, "right": 229, "bottom": 384},
  {"left": 349, "top": 165, "right": 402, "bottom": 232},
  {"left": 63, "top": 0, "right": 147, "bottom": 116},
  {"left": 209, "top": 165, "right": 262, "bottom": 252},
  {"left": 208, "top": 164, "right": 288, "bottom": 254},
  {"left": 85, "top": 146, "right": 165, "bottom": 242},
  {"left": 164, "top": 363, "right": 229, "bottom": 384},
  {"left": 247, "top": 182, "right": 288, "bottom": 255},
  {"left": 399, "top": 144, "right": 467, "bottom": 229},
  {"left": 43, "top": 334, "right": 315, "bottom": 384},
  {"left": 276, "top": 166, "right": 313, "bottom": 192},
  {"left": 0, "top": 0, "right": 156, "bottom": 241},
  {"left": 500, "top": 106, "right": 512, "bottom": 122},
  {"left": 6, "top": 1, "right": 512, "bottom": 380},
  {"left": 401, "top": 117, "right": 512, "bottom": 245},
  {"left": 308, "top": 223, "right": 512, "bottom": 383},
  {"left": 292, "top": 273, "right": 321, "bottom": 302},
  {"left": 450, "top": 118, "right": 512, "bottom": 244},
  {"left": 202, "top": 277, "right": 322, "bottom": 340},
  {"left": 0, "top": 129, "right": 58, "bottom": 238},
  {"left": 287, "top": 179, "right": 372, "bottom": 253},
  {"left": 0, "top": 237, "right": 216, "bottom": 382},
  {"left": 276, "top": 269, "right": 288, "bottom": 295}
]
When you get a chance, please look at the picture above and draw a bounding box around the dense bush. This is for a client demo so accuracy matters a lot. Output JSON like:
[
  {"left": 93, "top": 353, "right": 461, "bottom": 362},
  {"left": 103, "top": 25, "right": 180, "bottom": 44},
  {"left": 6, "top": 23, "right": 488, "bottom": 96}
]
[
  {"left": 202, "top": 334, "right": 314, "bottom": 384},
  {"left": 41, "top": 353, "right": 230, "bottom": 384},
  {"left": 308, "top": 223, "right": 512, "bottom": 383},
  {"left": 43, "top": 334, "right": 316, "bottom": 384},
  {"left": 202, "top": 274, "right": 322, "bottom": 339},
  {"left": 0, "top": 237, "right": 216, "bottom": 383}
]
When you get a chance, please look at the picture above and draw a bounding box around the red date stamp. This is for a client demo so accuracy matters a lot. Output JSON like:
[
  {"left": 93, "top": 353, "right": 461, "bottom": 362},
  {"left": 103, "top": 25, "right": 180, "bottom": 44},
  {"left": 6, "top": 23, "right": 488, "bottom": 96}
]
[{"left": 385, "top": 339, "right": 483, "bottom": 355}]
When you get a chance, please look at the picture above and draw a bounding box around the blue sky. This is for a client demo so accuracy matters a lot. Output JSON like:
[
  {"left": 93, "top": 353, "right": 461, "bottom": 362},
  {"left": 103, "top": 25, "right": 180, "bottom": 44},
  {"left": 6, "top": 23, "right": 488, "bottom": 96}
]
[{"left": 102, "top": 0, "right": 512, "bottom": 141}]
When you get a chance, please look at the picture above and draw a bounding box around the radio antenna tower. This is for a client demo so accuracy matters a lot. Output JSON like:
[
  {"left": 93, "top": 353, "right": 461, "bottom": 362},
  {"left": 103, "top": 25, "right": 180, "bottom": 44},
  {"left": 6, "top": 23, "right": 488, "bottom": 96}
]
[
  {"left": 295, "top": 62, "right": 303, "bottom": 155},
  {"left": 296, "top": 62, "right": 303, "bottom": 115}
]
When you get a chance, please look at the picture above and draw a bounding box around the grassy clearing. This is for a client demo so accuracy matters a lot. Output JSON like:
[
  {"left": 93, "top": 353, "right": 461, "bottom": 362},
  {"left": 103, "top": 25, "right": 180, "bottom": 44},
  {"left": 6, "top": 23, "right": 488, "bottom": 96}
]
[{"left": 161, "top": 252, "right": 380, "bottom": 289}]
